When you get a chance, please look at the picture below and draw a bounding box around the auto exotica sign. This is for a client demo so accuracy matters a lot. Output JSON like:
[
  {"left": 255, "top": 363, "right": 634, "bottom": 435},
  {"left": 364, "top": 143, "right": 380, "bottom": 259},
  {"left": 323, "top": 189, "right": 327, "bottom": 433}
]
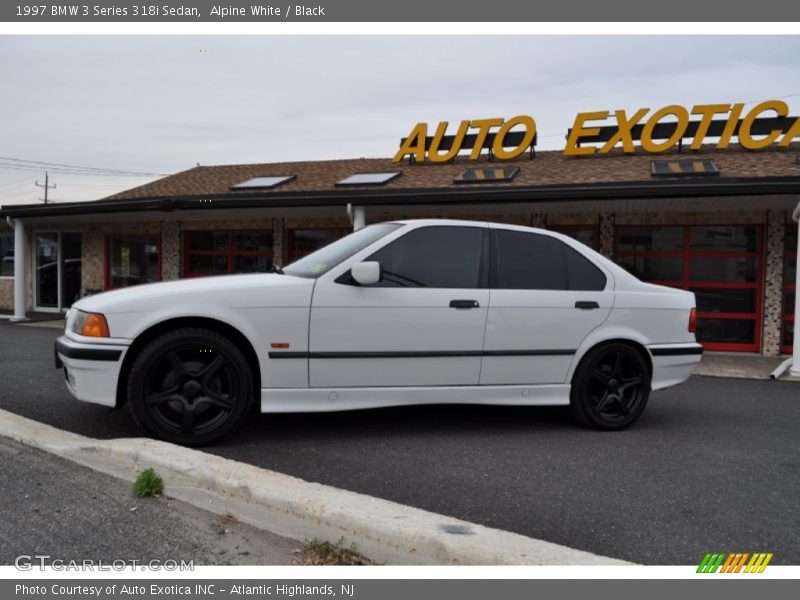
[{"left": 393, "top": 101, "right": 800, "bottom": 163}]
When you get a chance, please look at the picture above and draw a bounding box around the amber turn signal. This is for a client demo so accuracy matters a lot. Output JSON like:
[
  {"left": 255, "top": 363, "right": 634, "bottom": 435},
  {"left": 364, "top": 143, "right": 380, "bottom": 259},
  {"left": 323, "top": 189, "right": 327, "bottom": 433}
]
[
  {"left": 81, "top": 313, "right": 110, "bottom": 338},
  {"left": 688, "top": 307, "right": 697, "bottom": 334}
]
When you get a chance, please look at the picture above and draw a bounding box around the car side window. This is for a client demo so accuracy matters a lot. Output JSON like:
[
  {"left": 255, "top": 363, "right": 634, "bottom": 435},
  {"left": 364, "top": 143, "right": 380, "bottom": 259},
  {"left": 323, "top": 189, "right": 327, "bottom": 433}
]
[
  {"left": 563, "top": 244, "right": 607, "bottom": 291},
  {"left": 366, "top": 226, "right": 484, "bottom": 288},
  {"left": 493, "top": 230, "right": 606, "bottom": 291}
]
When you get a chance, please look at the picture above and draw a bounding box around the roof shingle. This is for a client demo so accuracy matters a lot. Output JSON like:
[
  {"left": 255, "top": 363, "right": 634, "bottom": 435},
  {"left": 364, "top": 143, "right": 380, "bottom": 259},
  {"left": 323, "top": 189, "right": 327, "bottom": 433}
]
[{"left": 106, "top": 145, "right": 800, "bottom": 201}]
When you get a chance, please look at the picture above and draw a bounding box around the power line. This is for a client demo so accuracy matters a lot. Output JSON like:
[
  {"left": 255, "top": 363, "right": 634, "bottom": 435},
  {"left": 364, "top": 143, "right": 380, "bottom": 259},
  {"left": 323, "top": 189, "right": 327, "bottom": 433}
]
[
  {"left": 0, "top": 163, "right": 162, "bottom": 177},
  {"left": 0, "top": 156, "right": 168, "bottom": 177},
  {"left": 0, "top": 180, "right": 35, "bottom": 194},
  {"left": 0, "top": 174, "right": 36, "bottom": 190},
  {"left": 1, "top": 188, "right": 37, "bottom": 201}
]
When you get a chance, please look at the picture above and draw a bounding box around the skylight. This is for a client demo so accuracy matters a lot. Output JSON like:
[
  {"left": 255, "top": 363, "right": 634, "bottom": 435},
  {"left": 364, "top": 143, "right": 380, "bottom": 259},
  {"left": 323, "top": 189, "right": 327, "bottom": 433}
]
[
  {"left": 335, "top": 171, "right": 402, "bottom": 186},
  {"left": 230, "top": 175, "right": 296, "bottom": 190},
  {"left": 651, "top": 160, "right": 719, "bottom": 177},
  {"left": 454, "top": 167, "right": 520, "bottom": 183}
]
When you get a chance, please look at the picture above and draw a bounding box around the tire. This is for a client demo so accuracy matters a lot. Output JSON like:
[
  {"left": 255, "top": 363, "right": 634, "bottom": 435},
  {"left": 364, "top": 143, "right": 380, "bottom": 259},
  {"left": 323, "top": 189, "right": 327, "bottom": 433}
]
[
  {"left": 569, "top": 343, "right": 651, "bottom": 430},
  {"left": 127, "top": 327, "right": 253, "bottom": 446}
]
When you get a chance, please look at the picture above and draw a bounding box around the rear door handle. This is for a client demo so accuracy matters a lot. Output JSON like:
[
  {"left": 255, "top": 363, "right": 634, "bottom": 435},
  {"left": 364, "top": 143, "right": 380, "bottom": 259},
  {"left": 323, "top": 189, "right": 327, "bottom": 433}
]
[
  {"left": 575, "top": 301, "right": 600, "bottom": 310},
  {"left": 450, "top": 299, "right": 480, "bottom": 309}
]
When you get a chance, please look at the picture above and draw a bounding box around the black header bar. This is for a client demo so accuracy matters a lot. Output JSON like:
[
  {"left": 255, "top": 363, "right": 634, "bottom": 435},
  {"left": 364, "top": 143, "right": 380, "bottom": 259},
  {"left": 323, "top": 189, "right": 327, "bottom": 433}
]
[{"left": 2, "top": 1, "right": 798, "bottom": 22}]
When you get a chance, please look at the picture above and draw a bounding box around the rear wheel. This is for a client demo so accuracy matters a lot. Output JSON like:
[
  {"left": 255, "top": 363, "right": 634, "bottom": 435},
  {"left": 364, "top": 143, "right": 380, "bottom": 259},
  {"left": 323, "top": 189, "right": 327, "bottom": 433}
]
[
  {"left": 570, "top": 343, "right": 650, "bottom": 430},
  {"left": 127, "top": 328, "right": 253, "bottom": 446}
]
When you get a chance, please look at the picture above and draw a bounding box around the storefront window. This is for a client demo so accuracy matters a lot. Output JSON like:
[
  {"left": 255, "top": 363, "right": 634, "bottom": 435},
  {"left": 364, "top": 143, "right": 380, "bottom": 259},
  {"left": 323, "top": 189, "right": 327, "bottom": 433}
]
[
  {"left": 107, "top": 236, "right": 160, "bottom": 289},
  {"left": 617, "top": 226, "right": 684, "bottom": 252},
  {"left": 688, "top": 226, "right": 759, "bottom": 253},
  {"left": 184, "top": 230, "right": 273, "bottom": 276},
  {"left": 286, "top": 228, "right": 349, "bottom": 263},
  {"left": 616, "top": 256, "right": 683, "bottom": 282},
  {"left": 616, "top": 224, "right": 763, "bottom": 352},
  {"left": 782, "top": 224, "right": 797, "bottom": 353},
  {"left": 549, "top": 226, "right": 598, "bottom": 250},
  {"left": 0, "top": 233, "right": 13, "bottom": 277}
]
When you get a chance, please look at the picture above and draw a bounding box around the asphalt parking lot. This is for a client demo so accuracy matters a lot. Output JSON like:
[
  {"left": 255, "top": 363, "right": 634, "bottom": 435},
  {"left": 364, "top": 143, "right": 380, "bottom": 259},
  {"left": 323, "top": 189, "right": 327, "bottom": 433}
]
[
  {"left": 1, "top": 320, "right": 798, "bottom": 565},
  {"left": 0, "top": 438, "right": 296, "bottom": 565}
]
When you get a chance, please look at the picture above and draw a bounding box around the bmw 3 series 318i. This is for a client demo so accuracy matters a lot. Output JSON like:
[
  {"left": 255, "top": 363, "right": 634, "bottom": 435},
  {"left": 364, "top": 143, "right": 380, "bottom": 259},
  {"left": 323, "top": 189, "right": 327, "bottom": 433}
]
[{"left": 55, "top": 220, "right": 702, "bottom": 445}]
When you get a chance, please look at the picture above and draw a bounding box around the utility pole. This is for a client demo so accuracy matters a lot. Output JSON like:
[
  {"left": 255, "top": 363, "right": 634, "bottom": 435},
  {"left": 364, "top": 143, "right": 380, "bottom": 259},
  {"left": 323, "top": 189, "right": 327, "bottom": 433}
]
[{"left": 35, "top": 171, "right": 56, "bottom": 204}]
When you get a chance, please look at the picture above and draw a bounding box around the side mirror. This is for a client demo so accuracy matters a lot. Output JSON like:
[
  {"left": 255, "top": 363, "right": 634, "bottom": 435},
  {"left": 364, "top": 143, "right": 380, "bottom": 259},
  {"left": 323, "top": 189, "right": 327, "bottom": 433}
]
[{"left": 351, "top": 261, "right": 382, "bottom": 286}]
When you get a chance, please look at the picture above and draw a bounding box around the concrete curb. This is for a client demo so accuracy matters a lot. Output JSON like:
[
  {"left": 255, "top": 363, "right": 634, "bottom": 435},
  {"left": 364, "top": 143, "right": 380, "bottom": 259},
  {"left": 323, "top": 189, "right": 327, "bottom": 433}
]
[{"left": 0, "top": 408, "right": 629, "bottom": 566}]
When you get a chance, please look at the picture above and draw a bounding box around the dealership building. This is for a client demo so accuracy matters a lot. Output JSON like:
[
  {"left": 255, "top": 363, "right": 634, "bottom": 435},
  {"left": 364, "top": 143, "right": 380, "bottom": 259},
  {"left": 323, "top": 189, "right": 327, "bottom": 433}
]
[{"left": 1, "top": 114, "right": 799, "bottom": 357}]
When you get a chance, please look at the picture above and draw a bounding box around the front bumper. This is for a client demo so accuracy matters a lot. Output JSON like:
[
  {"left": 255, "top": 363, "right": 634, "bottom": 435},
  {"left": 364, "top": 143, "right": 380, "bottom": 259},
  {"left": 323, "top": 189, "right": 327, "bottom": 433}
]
[
  {"left": 648, "top": 343, "right": 703, "bottom": 390},
  {"left": 54, "top": 335, "right": 130, "bottom": 408}
]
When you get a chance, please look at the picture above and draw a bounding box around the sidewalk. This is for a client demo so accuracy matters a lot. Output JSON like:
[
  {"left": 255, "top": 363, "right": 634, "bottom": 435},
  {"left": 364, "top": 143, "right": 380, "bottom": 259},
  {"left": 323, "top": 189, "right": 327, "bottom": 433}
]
[{"left": 695, "top": 352, "right": 798, "bottom": 381}]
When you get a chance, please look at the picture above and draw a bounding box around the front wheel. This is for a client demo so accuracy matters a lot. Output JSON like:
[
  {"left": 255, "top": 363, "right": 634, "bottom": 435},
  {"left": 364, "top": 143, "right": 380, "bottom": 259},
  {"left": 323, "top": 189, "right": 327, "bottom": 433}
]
[
  {"left": 127, "top": 328, "right": 253, "bottom": 446},
  {"left": 570, "top": 343, "right": 650, "bottom": 430}
]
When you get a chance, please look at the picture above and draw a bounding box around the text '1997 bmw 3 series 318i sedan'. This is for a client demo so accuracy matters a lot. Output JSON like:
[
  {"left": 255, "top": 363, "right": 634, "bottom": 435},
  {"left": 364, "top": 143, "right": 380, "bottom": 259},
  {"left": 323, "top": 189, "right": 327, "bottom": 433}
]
[{"left": 55, "top": 220, "right": 702, "bottom": 445}]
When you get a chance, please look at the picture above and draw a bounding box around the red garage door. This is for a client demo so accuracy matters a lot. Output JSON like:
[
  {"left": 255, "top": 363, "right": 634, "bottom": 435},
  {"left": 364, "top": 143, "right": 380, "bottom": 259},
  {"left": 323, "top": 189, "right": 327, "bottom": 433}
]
[{"left": 616, "top": 225, "right": 763, "bottom": 352}]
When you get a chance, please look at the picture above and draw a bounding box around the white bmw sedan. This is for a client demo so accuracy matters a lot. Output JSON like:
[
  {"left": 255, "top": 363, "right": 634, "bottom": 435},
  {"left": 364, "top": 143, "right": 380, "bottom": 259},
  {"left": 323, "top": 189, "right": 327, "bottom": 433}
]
[{"left": 55, "top": 220, "right": 702, "bottom": 445}]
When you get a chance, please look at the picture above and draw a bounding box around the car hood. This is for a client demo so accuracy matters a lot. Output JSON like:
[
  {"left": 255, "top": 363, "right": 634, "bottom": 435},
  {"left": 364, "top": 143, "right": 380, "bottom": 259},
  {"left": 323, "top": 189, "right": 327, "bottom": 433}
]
[{"left": 74, "top": 273, "right": 316, "bottom": 314}]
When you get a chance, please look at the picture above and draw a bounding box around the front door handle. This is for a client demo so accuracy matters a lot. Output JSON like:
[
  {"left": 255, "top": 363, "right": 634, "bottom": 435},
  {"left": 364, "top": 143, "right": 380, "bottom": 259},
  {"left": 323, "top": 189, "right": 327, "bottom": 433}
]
[
  {"left": 450, "top": 299, "right": 480, "bottom": 309},
  {"left": 575, "top": 301, "right": 600, "bottom": 310}
]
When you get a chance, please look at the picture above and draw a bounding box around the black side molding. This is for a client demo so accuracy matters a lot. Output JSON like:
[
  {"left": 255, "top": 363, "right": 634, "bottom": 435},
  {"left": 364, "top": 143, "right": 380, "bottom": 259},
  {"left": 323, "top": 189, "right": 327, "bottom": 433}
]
[
  {"left": 54, "top": 337, "right": 122, "bottom": 363},
  {"left": 268, "top": 349, "right": 576, "bottom": 359},
  {"left": 650, "top": 345, "right": 704, "bottom": 357}
]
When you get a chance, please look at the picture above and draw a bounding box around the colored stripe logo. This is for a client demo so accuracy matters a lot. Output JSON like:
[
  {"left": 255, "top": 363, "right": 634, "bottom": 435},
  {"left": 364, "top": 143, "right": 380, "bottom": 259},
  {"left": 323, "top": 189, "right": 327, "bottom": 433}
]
[{"left": 697, "top": 552, "right": 773, "bottom": 573}]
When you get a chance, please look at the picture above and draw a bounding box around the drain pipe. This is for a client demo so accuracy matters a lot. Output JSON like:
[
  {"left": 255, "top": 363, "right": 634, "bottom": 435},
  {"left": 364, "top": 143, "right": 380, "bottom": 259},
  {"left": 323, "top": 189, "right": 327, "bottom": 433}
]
[{"left": 770, "top": 357, "right": 793, "bottom": 380}]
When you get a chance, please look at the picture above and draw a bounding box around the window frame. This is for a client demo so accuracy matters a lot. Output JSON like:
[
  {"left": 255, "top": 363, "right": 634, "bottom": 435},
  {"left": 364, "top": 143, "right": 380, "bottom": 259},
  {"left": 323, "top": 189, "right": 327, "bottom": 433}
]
[
  {"left": 104, "top": 234, "right": 162, "bottom": 290},
  {"left": 183, "top": 229, "right": 274, "bottom": 278}
]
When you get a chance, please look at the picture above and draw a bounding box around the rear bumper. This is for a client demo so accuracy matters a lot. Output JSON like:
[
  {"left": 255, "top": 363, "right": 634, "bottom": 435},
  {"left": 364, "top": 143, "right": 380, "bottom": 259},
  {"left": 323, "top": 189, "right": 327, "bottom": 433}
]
[
  {"left": 648, "top": 343, "right": 703, "bottom": 390},
  {"left": 55, "top": 336, "right": 130, "bottom": 408}
]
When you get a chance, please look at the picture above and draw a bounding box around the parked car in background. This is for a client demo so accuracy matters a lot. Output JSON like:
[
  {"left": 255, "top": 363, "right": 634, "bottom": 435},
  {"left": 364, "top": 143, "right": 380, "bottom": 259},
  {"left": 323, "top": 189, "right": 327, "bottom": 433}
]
[{"left": 55, "top": 220, "right": 702, "bottom": 445}]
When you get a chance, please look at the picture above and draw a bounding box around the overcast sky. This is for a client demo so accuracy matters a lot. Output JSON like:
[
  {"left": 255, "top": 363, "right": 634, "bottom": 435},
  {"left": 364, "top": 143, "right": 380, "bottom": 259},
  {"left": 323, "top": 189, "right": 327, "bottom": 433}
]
[{"left": 1, "top": 35, "right": 799, "bottom": 205}]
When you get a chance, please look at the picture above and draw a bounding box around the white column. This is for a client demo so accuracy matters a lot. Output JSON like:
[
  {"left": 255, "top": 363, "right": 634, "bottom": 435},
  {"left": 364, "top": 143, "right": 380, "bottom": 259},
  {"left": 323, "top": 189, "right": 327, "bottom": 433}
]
[
  {"left": 348, "top": 204, "right": 366, "bottom": 231},
  {"left": 11, "top": 218, "right": 27, "bottom": 321},
  {"left": 353, "top": 206, "right": 366, "bottom": 231},
  {"left": 791, "top": 202, "right": 800, "bottom": 376}
]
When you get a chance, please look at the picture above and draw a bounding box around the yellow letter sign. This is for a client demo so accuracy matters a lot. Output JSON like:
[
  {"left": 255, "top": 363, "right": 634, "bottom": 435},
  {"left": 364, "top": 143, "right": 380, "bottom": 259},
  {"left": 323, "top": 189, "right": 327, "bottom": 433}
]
[{"left": 393, "top": 116, "right": 537, "bottom": 163}]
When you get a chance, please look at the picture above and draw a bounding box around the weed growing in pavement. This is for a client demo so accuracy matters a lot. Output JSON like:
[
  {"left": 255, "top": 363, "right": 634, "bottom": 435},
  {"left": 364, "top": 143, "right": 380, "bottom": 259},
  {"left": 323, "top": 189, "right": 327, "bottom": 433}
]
[
  {"left": 293, "top": 537, "right": 374, "bottom": 565},
  {"left": 133, "top": 467, "right": 164, "bottom": 498}
]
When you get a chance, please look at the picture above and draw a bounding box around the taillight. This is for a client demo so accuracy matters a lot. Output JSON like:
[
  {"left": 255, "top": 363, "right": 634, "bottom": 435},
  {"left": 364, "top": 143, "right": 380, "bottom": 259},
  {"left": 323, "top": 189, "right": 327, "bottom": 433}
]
[{"left": 688, "top": 307, "right": 697, "bottom": 333}]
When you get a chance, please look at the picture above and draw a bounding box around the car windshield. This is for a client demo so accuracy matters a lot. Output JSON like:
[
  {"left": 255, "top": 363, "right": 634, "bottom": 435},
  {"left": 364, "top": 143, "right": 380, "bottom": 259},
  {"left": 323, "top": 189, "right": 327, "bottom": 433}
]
[{"left": 283, "top": 222, "right": 403, "bottom": 278}]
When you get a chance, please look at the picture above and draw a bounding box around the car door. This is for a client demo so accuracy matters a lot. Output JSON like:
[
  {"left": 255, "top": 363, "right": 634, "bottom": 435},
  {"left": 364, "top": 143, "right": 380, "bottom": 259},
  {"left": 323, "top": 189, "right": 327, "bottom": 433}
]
[
  {"left": 481, "top": 227, "right": 614, "bottom": 385},
  {"left": 309, "top": 224, "right": 490, "bottom": 388}
]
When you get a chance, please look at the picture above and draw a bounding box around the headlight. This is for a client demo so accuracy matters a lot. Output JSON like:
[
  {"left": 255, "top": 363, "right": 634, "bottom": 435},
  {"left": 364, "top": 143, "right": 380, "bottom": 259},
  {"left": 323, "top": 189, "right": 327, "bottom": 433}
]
[{"left": 71, "top": 310, "right": 110, "bottom": 338}]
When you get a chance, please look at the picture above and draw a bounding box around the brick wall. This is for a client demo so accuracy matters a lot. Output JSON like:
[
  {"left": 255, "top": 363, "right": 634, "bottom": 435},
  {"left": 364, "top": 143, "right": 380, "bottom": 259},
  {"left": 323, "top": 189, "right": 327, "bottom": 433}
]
[
  {"left": 763, "top": 211, "right": 786, "bottom": 356},
  {"left": 0, "top": 278, "right": 12, "bottom": 311}
]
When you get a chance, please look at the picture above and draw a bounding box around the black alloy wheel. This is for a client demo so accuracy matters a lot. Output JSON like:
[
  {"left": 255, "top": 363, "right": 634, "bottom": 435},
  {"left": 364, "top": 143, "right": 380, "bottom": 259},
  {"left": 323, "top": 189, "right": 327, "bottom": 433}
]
[
  {"left": 570, "top": 343, "right": 651, "bottom": 430},
  {"left": 127, "top": 328, "right": 253, "bottom": 446}
]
